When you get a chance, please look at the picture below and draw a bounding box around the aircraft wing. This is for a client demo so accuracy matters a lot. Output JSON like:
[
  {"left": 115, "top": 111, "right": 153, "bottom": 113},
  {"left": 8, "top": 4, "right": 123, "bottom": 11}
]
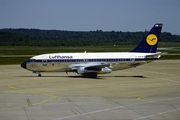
[
  {"left": 85, "top": 64, "right": 110, "bottom": 70},
  {"left": 68, "top": 63, "right": 111, "bottom": 74}
]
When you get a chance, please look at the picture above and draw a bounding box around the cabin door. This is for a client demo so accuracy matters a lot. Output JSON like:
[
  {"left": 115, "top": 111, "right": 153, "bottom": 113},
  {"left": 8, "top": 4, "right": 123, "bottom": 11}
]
[
  {"left": 42, "top": 56, "right": 47, "bottom": 66},
  {"left": 130, "top": 55, "right": 135, "bottom": 65}
]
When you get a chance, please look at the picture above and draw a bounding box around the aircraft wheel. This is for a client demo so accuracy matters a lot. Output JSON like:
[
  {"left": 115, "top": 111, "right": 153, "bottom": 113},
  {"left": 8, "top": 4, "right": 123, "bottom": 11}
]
[{"left": 38, "top": 74, "right": 41, "bottom": 77}]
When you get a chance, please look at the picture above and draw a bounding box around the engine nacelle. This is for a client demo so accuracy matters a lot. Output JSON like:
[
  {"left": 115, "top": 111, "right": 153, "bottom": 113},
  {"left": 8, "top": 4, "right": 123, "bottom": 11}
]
[
  {"left": 76, "top": 67, "right": 86, "bottom": 74},
  {"left": 76, "top": 67, "right": 111, "bottom": 74},
  {"left": 99, "top": 67, "right": 112, "bottom": 74}
]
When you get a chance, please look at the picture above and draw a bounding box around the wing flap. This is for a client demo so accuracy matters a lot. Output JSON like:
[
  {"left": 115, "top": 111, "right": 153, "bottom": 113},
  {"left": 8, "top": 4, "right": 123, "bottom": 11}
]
[
  {"left": 85, "top": 64, "right": 110, "bottom": 71},
  {"left": 68, "top": 63, "right": 111, "bottom": 74}
]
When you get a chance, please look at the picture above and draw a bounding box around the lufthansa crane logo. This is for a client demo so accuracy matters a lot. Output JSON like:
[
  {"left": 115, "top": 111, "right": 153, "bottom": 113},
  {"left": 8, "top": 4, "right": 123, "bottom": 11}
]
[{"left": 146, "top": 34, "right": 158, "bottom": 46}]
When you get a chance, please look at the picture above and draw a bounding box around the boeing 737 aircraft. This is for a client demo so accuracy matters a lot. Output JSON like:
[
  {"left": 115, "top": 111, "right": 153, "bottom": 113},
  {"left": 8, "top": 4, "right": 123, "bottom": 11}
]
[{"left": 21, "top": 23, "right": 163, "bottom": 78}]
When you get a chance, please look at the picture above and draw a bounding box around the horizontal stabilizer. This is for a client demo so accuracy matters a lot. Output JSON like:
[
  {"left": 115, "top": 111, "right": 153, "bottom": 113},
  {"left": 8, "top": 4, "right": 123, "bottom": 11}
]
[{"left": 145, "top": 52, "right": 162, "bottom": 58}]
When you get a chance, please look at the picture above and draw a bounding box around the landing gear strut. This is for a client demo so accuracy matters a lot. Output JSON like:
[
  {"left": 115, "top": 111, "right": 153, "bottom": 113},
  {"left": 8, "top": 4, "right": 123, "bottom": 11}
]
[{"left": 33, "top": 71, "right": 41, "bottom": 77}]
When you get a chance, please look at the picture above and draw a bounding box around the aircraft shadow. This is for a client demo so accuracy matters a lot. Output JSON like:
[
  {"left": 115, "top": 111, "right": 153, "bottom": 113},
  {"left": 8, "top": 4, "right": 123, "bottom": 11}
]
[
  {"left": 18, "top": 75, "right": 103, "bottom": 79},
  {"left": 18, "top": 75, "right": 146, "bottom": 79},
  {"left": 103, "top": 75, "right": 146, "bottom": 78}
]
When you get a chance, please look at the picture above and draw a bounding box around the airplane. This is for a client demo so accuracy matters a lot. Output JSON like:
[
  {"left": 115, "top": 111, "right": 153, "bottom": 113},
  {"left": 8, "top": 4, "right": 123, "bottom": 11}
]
[{"left": 21, "top": 23, "right": 163, "bottom": 78}]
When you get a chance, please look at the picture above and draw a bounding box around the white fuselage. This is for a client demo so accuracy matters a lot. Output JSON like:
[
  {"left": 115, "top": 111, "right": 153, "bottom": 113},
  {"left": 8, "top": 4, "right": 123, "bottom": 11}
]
[{"left": 26, "top": 52, "right": 160, "bottom": 73}]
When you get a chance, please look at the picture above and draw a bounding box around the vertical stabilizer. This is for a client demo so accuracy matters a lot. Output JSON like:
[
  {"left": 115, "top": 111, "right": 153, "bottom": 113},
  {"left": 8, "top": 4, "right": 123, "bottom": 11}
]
[{"left": 130, "top": 23, "right": 163, "bottom": 53}]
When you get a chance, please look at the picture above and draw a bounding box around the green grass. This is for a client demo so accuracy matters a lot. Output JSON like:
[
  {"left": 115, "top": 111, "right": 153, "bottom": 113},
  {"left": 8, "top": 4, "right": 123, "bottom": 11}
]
[
  {"left": 158, "top": 42, "right": 180, "bottom": 47},
  {"left": 0, "top": 45, "right": 132, "bottom": 65},
  {"left": 0, "top": 46, "right": 133, "bottom": 55},
  {"left": 160, "top": 55, "right": 180, "bottom": 60},
  {"left": 0, "top": 57, "right": 29, "bottom": 65},
  {"left": 0, "top": 42, "right": 180, "bottom": 65}
]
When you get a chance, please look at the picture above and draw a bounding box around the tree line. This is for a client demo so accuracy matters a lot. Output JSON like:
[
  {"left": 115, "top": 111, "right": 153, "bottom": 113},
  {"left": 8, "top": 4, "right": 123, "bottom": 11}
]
[{"left": 0, "top": 28, "right": 179, "bottom": 46}]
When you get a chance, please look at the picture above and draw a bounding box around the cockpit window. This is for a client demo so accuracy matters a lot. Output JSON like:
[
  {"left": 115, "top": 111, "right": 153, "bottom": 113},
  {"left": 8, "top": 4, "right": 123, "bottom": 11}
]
[{"left": 30, "top": 59, "right": 36, "bottom": 62}]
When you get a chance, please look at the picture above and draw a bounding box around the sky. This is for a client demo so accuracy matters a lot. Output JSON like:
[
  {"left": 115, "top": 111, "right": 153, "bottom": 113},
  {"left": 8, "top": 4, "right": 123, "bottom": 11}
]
[{"left": 0, "top": 0, "right": 180, "bottom": 35}]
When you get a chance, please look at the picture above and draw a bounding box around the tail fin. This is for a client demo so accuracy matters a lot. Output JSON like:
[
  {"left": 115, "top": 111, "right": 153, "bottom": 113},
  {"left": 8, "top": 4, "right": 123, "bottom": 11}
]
[{"left": 130, "top": 23, "right": 163, "bottom": 53}]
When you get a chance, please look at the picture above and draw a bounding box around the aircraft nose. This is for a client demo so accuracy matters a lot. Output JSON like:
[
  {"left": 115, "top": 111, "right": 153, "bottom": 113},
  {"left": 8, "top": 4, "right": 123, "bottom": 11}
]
[{"left": 21, "top": 62, "right": 27, "bottom": 69}]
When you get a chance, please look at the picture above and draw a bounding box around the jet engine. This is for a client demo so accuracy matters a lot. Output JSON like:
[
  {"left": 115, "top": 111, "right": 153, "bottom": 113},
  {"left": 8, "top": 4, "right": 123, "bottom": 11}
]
[{"left": 76, "top": 67, "right": 111, "bottom": 74}]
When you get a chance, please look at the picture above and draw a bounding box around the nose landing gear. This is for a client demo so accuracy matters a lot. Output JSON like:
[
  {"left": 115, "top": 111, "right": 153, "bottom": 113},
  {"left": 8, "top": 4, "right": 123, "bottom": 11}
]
[
  {"left": 38, "top": 74, "right": 41, "bottom": 77},
  {"left": 33, "top": 71, "right": 42, "bottom": 77}
]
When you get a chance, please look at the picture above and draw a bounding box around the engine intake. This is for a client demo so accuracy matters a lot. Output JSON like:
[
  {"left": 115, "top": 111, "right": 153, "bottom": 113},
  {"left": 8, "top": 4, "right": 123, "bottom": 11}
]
[{"left": 99, "top": 67, "right": 111, "bottom": 74}]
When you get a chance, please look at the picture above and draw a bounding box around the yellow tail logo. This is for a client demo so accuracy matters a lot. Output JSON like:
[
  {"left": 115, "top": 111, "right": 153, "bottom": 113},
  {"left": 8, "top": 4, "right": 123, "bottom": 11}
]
[{"left": 146, "top": 34, "right": 158, "bottom": 46}]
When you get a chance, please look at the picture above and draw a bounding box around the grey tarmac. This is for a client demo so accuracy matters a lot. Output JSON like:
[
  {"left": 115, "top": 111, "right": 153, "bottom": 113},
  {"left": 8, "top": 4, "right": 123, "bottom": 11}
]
[{"left": 0, "top": 60, "right": 180, "bottom": 120}]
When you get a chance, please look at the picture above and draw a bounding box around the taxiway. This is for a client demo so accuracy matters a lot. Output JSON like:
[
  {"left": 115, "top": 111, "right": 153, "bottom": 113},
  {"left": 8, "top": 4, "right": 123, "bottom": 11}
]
[{"left": 0, "top": 60, "right": 180, "bottom": 120}]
